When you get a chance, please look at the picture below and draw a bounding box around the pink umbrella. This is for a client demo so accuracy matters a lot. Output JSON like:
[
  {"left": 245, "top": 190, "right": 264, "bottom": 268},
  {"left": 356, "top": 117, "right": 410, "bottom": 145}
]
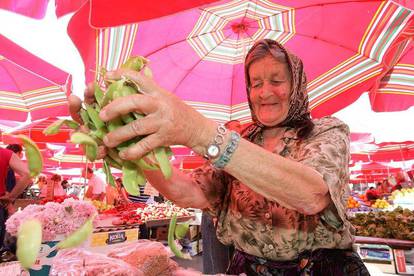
[
  {"left": 369, "top": 41, "right": 414, "bottom": 111},
  {"left": 0, "top": 34, "right": 72, "bottom": 122},
  {"left": 68, "top": 0, "right": 414, "bottom": 123},
  {"left": 0, "top": 0, "right": 48, "bottom": 19}
]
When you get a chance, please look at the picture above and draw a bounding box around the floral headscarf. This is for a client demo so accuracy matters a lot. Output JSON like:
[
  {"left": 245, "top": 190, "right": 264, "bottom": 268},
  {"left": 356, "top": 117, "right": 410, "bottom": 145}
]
[{"left": 242, "top": 39, "right": 313, "bottom": 141}]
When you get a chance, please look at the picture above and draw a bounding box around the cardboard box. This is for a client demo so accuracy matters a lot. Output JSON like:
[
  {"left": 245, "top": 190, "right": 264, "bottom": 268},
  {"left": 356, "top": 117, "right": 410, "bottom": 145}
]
[
  {"left": 90, "top": 228, "right": 139, "bottom": 247},
  {"left": 186, "top": 225, "right": 200, "bottom": 241}
]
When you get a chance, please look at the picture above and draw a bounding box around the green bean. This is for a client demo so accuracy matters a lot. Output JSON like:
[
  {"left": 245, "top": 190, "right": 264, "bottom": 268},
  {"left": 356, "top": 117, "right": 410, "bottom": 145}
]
[
  {"left": 80, "top": 108, "right": 93, "bottom": 129},
  {"left": 107, "top": 117, "right": 124, "bottom": 132},
  {"left": 122, "top": 161, "right": 141, "bottom": 196},
  {"left": 94, "top": 83, "right": 104, "bottom": 107},
  {"left": 107, "top": 148, "right": 124, "bottom": 165},
  {"left": 103, "top": 160, "right": 116, "bottom": 187},
  {"left": 43, "top": 119, "right": 79, "bottom": 135},
  {"left": 16, "top": 219, "right": 42, "bottom": 269},
  {"left": 90, "top": 127, "right": 107, "bottom": 141},
  {"left": 102, "top": 79, "right": 124, "bottom": 106},
  {"left": 136, "top": 166, "right": 146, "bottom": 187},
  {"left": 17, "top": 135, "right": 42, "bottom": 177},
  {"left": 175, "top": 221, "right": 190, "bottom": 240},
  {"left": 104, "top": 156, "right": 122, "bottom": 170},
  {"left": 154, "top": 147, "right": 172, "bottom": 179},
  {"left": 86, "top": 105, "right": 105, "bottom": 129},
  {"left": 133, "top": 157, "right": 158, "bottom": 171},
  {"left": 70, "top": 132, "right": 98, "bottom": 162},
  {"left": 121, "top": 56, "right": 148, "bottom": 71},
  {"left": 56, "top": 216, "right": 94, "bottom": 249},
  {"left": 168, "top": 214, "right": 191, "bottom": 260}
]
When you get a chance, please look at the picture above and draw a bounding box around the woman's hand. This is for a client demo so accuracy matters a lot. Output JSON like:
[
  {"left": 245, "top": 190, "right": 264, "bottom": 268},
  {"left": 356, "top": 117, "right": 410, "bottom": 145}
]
[{"left": 99, "top": 69, "right": 216, "bottom": 160}]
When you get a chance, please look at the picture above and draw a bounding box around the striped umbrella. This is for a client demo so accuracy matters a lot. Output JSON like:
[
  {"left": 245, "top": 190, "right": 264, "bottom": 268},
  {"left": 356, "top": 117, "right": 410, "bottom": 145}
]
[
  {"left": 369, "top": 41, "right": 414, "bottom": 111},
  {"left": 68, "top": 0, "right": 413, "bottom": 123},
  {"left": 0, "top": 34, "right": 72, "bottom": 122}
]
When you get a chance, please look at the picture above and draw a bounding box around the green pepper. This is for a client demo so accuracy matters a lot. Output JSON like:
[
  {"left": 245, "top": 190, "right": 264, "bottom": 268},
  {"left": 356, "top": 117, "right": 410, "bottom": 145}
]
[
  {"left": 168, "top": 214, "right": 191, "bottom": 259},
  {"left": 17, "top": 135, "right": 43, "bottom": 177},
  {"left": 94, "top": 82, "right": 105, "bottom": 107},
  {"left": 122, "top": 161, "right": 142, "bottom": 196},
  {"left": 56, "top": 216, "right": 94, "bottom": 249},
  {"left": 154, "top": 147, "right": 173, "bottom": 180},
  {"left": 16, "top": 219, "right": 42, "bottom": 269},
  {"left": 70, "top": 132, "right": 98, "bottom": 162},
  {"left": 103, "top": 160, "right": 116, "bottom": 187},
  {"left": 86, "top": 105, "right": 105, "bottom": 129},
  {"left": 121, "top": 56, "right": 148, "bottom": 71}
]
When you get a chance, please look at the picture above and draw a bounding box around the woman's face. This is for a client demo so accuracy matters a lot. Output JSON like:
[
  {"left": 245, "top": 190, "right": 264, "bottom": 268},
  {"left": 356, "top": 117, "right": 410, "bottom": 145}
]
[{"left": 249, "top": 55, "right": 291, "bottom": 127}]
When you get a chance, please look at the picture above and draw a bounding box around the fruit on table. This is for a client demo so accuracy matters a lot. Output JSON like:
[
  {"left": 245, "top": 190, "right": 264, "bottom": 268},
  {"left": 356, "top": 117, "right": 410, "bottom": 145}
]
[
  {"left": 372, "top": 199, "right": 390, "bottom": 209},
  {"left": 350, "top": 207, "right": 414, "bottom": 240},
  {"left": 347, "top": 196, "right": 360, "bottom": 209}
]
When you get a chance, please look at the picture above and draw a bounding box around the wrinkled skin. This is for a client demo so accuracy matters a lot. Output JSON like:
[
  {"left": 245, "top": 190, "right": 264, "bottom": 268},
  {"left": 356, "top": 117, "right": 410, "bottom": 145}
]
[{"left": 68, "top": 69, "right": 215, "bottom": 160}]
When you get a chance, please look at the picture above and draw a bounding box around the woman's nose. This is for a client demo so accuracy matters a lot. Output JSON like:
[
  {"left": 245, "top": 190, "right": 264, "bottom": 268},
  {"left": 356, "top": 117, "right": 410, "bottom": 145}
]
[{"left": 259, "top": 81, "right": 274, "bottom": 99}]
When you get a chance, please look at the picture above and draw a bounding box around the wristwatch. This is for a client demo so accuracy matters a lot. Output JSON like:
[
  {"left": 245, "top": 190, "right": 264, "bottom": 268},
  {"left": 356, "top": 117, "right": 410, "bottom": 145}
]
[{"left": 203, "top": 124, "right": 227, "bottom": 160}]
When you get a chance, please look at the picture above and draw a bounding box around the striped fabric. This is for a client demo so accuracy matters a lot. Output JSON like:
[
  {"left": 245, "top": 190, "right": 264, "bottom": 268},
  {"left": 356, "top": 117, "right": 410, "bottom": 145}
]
[
  {"left": 308, "top": 1, "right": 413, "bottom": 111},
  {"left": 128, "top": 186, "right": 150, "bottom": 203},
  {"left": 187, "top": 0, "right": 294, "bottom": 64},
  {"left": 96, "top": 24, "right": 138, "bottom": 82},
  {"left": 89, "top": 0, "right": 413, "bottom": 124}
]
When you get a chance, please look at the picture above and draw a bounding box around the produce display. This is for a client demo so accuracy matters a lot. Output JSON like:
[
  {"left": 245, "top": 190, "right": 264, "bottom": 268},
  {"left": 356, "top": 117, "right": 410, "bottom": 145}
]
[
  {"left": 43, "top": 56, "right": 173, "bottom": 197},
  {"left": 349, "top": 207, "right": 414, "bottom": 241},
  {"left": 90, "top": 199, "right": 115, "bottom": 213},
  {"left": 103, "top": 202, "right": 192, "bottom": 226},
  {"left": 6, "top": 198, "right": 96, "bottom": 241},
  {"left": 39, "top": 195, "right": 79, "bottom": 205},
  {"left": 371, "top": 198, "right": 391, "bottom": 209},
  {"left": 388, "top": 188, "right": 414, "bottom": 208}
]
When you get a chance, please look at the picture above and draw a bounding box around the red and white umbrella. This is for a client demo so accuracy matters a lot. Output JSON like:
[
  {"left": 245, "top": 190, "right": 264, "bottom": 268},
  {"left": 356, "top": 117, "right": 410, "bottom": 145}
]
[
  {"left": 0, "top": 34, "right": 72, "bottom": 122},
  {"left": 68, "top": 0, "right": 414, "bottom": 123}
]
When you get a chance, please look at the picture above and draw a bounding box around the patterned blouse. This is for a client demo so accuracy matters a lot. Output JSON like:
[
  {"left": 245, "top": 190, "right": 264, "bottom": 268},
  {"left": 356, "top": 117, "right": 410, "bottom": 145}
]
[{"left": 192, "top": 116, "right": 354, "bottom": 261}]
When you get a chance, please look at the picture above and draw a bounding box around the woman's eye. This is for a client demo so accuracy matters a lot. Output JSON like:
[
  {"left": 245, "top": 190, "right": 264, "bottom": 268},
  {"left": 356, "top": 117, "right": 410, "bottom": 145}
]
[{"left": 252, "top": 82, "right": 262, "bottom": 88}]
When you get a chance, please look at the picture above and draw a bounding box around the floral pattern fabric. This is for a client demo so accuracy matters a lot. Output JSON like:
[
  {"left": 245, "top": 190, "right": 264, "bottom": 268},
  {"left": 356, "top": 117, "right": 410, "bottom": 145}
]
[{"left": 192, "top": 116, "right": 354, "bottom": 261}]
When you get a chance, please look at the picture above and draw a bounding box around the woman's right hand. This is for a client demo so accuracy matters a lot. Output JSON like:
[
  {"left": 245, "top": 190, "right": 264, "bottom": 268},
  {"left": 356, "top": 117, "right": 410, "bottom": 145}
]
[{"left": 98, "top": 68, "right": 216, "bottom": 161}]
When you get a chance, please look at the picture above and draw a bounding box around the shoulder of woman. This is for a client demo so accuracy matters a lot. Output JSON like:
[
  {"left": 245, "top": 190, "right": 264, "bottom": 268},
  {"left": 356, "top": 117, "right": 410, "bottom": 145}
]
[{"left": 310, "top": 116, "right": 350, "bottom": 137}]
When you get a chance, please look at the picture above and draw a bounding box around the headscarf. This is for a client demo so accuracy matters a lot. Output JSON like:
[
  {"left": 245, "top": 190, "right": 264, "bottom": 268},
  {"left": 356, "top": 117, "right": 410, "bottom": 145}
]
[{"left": 241, "top": 39, "right": 313, "bottom": 141}]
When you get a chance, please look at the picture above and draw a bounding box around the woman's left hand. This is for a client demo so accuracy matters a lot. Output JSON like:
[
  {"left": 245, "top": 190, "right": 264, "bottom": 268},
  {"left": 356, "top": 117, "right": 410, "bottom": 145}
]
[{"left": 99, "top": 69, "right": 216, "bottom": 160}]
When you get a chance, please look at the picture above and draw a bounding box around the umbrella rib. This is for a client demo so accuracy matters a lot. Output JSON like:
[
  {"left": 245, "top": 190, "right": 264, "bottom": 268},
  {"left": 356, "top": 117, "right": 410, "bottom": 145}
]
[
  {"left": 145, "top": 28, "right": 231, "bottom": 59},
  {"left": 172, "top": 32, "right": 234, "bottom": 93}
]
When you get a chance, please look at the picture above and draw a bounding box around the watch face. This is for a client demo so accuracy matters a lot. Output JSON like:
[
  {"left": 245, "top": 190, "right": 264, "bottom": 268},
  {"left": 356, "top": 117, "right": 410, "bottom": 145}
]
[{"left": 207, "top": 144, "right": 220, "bottom": 158}]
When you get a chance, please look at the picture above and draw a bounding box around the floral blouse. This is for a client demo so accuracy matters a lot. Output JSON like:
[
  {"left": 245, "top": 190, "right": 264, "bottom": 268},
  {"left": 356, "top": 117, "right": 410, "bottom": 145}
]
[{"left": 192, "top": 117, "right": 354, "bottom": 261}]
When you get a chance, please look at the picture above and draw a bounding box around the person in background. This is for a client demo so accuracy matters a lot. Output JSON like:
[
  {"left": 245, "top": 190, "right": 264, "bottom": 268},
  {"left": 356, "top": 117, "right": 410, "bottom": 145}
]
[
  {"left": 37, "top": 175, "right": 48, "bottom": 198},
  {"left": 5, "top": 144, "right": 23, "bottom": 194},
  {"left": 82, "top": 167, "right": 106, "bottom": 201},
  {"left": 201, "top": 120, "right": 240, "bottom": 274},
  {"left": 114, "top": 178, "right": 131, "bottom": 205},
  {"left": 395, "top": 171, "right": 412, "bottom": 189},
  {"left": 365, "top": 187, "right": 379, "bottom": 201},
  {"left": 51, "top": 174, "right": 66, "bottom": 197},
  {"left": 0, "top": 147, "right": 31, "bottom": 261}
]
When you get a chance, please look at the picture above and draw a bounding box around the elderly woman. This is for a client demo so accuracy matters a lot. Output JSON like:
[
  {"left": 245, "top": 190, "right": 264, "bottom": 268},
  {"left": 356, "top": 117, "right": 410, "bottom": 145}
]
[{"left": 70, "top": 39, "right": 369, "bottom": 275}]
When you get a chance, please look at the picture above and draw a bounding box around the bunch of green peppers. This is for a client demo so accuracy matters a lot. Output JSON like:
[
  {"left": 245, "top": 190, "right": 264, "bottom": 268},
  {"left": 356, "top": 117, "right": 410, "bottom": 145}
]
[{"left": 43, "top": 56, "right": 173, "bottom": 196}]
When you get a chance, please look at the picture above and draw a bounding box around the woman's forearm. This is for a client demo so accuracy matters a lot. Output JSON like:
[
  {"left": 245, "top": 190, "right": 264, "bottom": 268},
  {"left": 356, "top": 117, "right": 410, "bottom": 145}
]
[
  {"left": 144, "top": 167, "right": 209, "bottom": 209},
  {"left": 223, "top": 139, "right": 330, "bottom": 214}
]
